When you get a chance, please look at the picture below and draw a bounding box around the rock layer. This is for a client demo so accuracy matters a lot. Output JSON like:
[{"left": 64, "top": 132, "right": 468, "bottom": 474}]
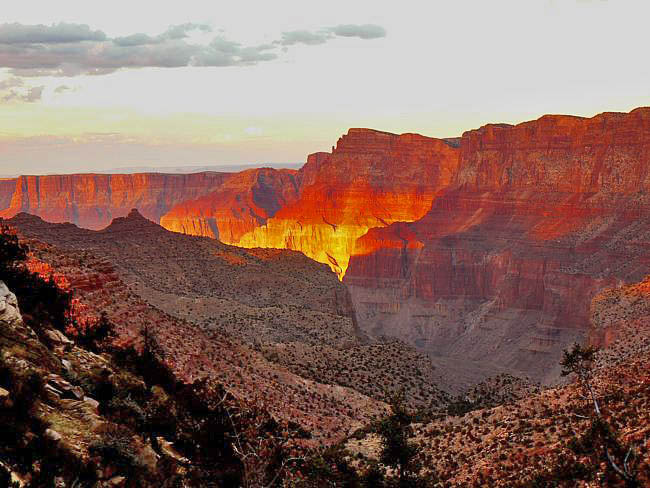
[
  {"left": 231, "top": 129, "right": 460, "bottom": 277},
  {"left": 160, "top": 168, "right": 299, "bottom": 242},
  {"left": 345, "top": 107, "right": 650, "bottom": 382},
  {"left": 0, "top": 172, "right": 230, "bottom": 229}
]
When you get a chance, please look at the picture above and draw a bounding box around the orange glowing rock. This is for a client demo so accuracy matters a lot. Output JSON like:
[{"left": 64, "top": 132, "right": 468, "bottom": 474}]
[
  {"left": 229, "top": 129, "right": 460, "bottom": 277},
  {"left": 160, "top": 168, "right": 299, "bottom": 242}
]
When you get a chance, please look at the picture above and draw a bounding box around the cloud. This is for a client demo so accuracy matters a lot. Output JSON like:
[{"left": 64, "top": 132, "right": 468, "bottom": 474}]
[
  {"left": 0, "top": 22, "right": 106, "bottom": 44},
  {"left": 279, "top": 30, "right": 330, "bottom": 46},
  {"left": 1, "top": 84, "right": 43, "bottom": 103},
  {"left": 280, "top": 23, "right": 387, "bottom": 46},
  {"left": 330, "top": 24, "right": 387, "bottom": 39},
  {"left": 0, "top": 22, "right": 386, "bottom": 78}
]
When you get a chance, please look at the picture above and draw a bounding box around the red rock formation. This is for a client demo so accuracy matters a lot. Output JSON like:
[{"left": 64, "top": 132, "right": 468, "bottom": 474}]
[
  {"left": 0, "top": 172, "right": 230, "bottom": 229},
  {"left": 0, "top": 178, "right": 16, "bottom": 211},
  {"left": 345, "top": 107, "right": 650, "bottom": 383},
  {"left": 225, "top": 129, "right": 460, "bottom": 277},
  {"left": 160, "top": 168, "right": 299, "bottom": 242}
]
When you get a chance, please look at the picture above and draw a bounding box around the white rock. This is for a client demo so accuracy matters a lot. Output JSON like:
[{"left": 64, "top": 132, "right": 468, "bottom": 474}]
[
  {"left": 44, "top": 428, "right": 62, "bottom": 442},
  {"left": 0, "top": 281, "right": 21, "bottom": 325}
]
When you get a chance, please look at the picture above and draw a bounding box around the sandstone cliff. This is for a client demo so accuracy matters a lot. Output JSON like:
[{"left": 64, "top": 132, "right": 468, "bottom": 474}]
[
  {"left": 160, "top": 168, "right": 299, "bottom": 242},
  {"left": 0, "top": 179, "right": 16, "bottom": 211},
  {"left": 227, "top": 129, "right": 460, "bottom": 277},
  {"left": 345, "top": 107, "right": 650, "bottom": 383},
  {"left": 0, "top": 172, "right": 230, "bottom": 229}
]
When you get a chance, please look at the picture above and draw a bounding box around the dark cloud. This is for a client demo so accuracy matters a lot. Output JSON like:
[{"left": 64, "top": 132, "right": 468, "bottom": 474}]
[
  {"left": 113, "top": 23, "right": 212, "bottom": 47},
  {"left": 0, "top": 21, "right": 386, "bottom": 78},
  {"left": 280, "top": 24, "right": 387, "bottom": 46}
]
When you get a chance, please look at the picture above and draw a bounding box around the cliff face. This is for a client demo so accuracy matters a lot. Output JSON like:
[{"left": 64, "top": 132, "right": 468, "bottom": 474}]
[
  {"left": 160, "top": 168, "right": 299, "bottom": 243},
  {"left": 345, "top": 107, "right": 650, "bottom": 383},
  {"left": 230, "top": 129, "right": 460, "bottom": 277},
  {"left": 0, "top": 172, "right": 229, "bottom": 229},
  {"left": 0, "top": 179, "right": 16, "bottom": 211}
]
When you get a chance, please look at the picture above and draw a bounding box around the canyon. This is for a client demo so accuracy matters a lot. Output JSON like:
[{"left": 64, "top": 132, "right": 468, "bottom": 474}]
[{"left": 3, "top": 107, "right": 650, "bottom": 387}]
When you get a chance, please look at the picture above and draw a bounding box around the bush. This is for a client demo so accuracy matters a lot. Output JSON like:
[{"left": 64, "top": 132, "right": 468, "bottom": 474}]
[{"left": 90, "top": 423, "right": 147, "bottom": 475}]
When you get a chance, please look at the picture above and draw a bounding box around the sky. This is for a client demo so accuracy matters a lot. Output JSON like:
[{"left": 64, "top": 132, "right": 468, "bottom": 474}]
[{"left": 0, "top": 0, "right": 649, "bottom": 175}]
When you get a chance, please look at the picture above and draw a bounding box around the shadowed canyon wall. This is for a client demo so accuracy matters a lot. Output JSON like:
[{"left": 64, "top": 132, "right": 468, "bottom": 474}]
[
  {"left": 160, "top": 168, "right": 299, "bottom": 243},
  {"left": 0, "top": 179, "right": 16, "bottom": 211}
]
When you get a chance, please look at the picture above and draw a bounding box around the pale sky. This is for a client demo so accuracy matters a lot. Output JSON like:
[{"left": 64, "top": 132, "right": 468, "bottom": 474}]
[{"left": 1, "top": 0, "right": 649, "bottom": 175}]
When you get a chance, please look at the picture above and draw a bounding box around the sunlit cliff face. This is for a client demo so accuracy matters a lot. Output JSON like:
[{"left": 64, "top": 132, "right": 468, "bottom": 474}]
[{"left": 159, "top": 129, "right": 461, "bottom": 278}]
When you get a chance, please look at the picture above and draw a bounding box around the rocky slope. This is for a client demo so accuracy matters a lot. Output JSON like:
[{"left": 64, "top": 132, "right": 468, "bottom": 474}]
[
  {"left": 0, "top": 172, "right": 230, "bottom": 229},
  {"left": 346, "top": 275, "right": 650, "bottom": 486},
  {"left": 8, "top": 211, "right": 390, "bottom": 441},
  {"left": 344, "top": 107, "right": 650, "bottom": 384}
]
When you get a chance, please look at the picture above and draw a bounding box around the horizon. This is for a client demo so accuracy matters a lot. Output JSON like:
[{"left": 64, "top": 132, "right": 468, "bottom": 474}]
[
  {"left": 2, "top": 0, "right": 649, "bottom": 174},
  {"left": 4, "top": 104, "right": 649, "bottom": 177}
]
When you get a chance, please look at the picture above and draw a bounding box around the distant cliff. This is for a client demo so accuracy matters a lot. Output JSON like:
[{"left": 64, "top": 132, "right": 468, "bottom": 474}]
[
  {"left": 0, "top": 172, "right": 229, "bottom": 229},
  {"left": 0, "top": 179, "right": 16, "bottom": 211},
  {"left": 160, "top": 168, "right": 299, "bottom": 242}
]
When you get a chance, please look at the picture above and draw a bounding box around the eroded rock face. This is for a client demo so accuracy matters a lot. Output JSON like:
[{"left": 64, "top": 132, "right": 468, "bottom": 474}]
[
  {"left": 345, "top": 107, "right": 650, "bottom": 383},
  {"left": 0, "top": 172, "right": 230, "bottom": 229},
  {"left": 230, "top": 129, "right": 460, "bottom": 277},
  {"left": 160, "top": 168, "right": 299, "bottom": 242},
  {"left": 0, "top": 179, "right": 16, "bottom": 211}
]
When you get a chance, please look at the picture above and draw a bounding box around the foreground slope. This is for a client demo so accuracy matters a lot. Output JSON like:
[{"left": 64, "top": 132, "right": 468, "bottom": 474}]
[
  {"left": 9, "top": 211, "right": 452, "bottom": 417},
  {"left": 8, "top": 211, "right": 388, "bottom": 440}
]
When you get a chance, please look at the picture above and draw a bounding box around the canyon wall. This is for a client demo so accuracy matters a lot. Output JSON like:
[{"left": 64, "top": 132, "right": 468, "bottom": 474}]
[
  {"left": 160, "top": 168, "right": 299, "bottom": 243},
  {"left": 0, "top": 179, "right": 16, "bottom": 211},
  {"left": 345, "top": 107, "right": 650, "bottom": 382},
  {"left": 224, "top": 129, "right": 460, "bottom": 277},
  {"left": 0, "top": 172, "right": 230, "bottom": 229},
  {"left": 5, "top": 108, "right": 650, "bottom": 384}
]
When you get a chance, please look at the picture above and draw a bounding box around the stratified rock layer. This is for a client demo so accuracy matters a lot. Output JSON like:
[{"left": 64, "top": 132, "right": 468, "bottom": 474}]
[
  {"left": 160, "top": 168, "right": 299, "bottom": 243},
  {"left": 0, "top": 172, "right": 230, "bottom": 229},
  {"left": 345, "top": 107, "right": 650, "bottom": 383},
  {"left": 230, "top": 129, "right": 460, "bottom": 277},
  {"left": 0, "top": 179, "right": 16, "bottom": 211}
]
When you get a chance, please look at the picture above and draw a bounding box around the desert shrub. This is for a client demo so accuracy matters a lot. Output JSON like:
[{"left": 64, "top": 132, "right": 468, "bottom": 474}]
[{"left": 90, "top": 423, "right": 147, "bottom": 476}]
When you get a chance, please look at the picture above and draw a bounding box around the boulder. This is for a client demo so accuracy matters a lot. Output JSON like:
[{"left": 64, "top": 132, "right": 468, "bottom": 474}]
[
  {"left": 44, "top": 428, "right": 62, "bottom": 442},
  {"left": 44, "top": 329, "right": 73, "bottom": 349},
  {"left": 0, "top": 282, "right": 21, "bottom": 325}
]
